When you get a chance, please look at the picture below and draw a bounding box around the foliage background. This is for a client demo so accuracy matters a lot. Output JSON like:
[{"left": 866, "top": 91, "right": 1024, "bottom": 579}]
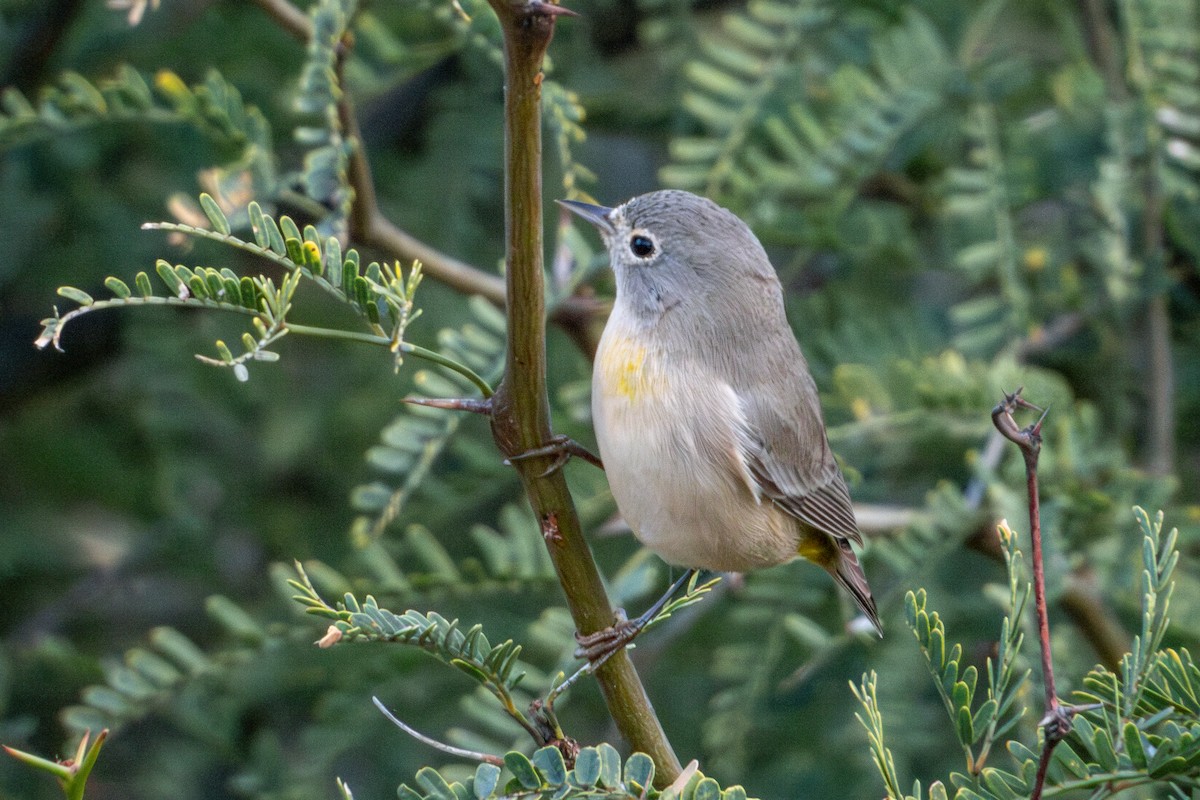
[{"left": 1, "top": 0, "right": 1198, "bottom": 798}]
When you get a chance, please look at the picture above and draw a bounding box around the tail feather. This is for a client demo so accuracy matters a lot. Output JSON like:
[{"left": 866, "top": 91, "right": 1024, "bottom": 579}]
[{"left": 829, "top": 539, "right": 882, "bottom": 637}]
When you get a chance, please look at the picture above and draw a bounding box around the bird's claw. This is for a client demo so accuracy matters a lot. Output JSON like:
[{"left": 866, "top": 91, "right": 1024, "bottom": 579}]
[
  {"left": 505, "top": 434, "right": 603, "bottom": 477},
  {"left": 574, "top": 609, "right": 640, "bottom": 666}
]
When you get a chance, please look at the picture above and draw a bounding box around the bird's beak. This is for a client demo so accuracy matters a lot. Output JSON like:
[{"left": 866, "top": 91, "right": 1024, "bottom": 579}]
[{"left": 557, "top": 199, "right": 616, "bottom": 237}]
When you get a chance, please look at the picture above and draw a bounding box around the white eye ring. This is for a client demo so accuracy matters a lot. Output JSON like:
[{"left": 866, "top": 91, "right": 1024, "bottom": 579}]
[{"left": 629, "top": 231, "right": 656, "bottom": 259}]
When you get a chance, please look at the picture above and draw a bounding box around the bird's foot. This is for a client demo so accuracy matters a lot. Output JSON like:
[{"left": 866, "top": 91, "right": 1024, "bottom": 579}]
[
  {"left": 573, "top": 568, "right": 700, "bottom": 668},
  {"left": 505, "top": 434, "right": 603, "bottom": 477},
  {"left": 574, "top": 609, "right": 642, "bottom": 667}
]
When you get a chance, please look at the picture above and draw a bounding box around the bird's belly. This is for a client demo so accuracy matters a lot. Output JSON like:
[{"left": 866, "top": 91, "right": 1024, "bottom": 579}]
[{"left": 593, "top": 335, "right": 797, "bottom": 572}]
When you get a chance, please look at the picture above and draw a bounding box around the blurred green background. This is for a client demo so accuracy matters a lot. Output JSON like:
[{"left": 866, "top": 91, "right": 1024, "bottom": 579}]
[{"left": 2, "top": 0, "right": 1199, "bottom": 798}]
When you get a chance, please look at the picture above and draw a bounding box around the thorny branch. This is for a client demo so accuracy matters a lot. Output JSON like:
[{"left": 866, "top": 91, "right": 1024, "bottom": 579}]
[{"left": 992, "top": 388, "right": 1079, "bottom": 800}]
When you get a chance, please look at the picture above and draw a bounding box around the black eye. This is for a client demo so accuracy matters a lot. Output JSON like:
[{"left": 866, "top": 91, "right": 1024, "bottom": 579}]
[{"left": 629, "top": 234, "right": 655, "bottom": 258}]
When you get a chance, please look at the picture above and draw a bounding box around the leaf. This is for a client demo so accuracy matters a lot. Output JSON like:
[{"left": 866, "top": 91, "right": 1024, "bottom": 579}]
[
  {"left": 693, "top": 777, "right": 721, "bottom": 800},
  {"left": 198, "top": 193, "right": 231, "bottom": 235},
  {"left": 979, "top": 767, "right": 1023, "bottom": 800},
  {"left": 624, "top": 753, "right": 655, "bottom": 792},
  {"left": 57, "top": 286, "right": 94, "bottom": 306},
  {"left": 597, "top": 743, "right": 622, "bottom": 789},
  {"left": 955, "top": 240, "right": 1004, "bottom": 273},
  {"left": 205, "top": 595, "right": 262, "bottom": 642},
  {"left": 1051, "top": 740, "right": 1089, "bottom": 780},
  {"left": 1124, "top": 721, "right": 1148, "bottom": 769},
  {"left": 572, "top": 747, "right": 600, "bottom": 788},
  {"left": 472, "top": 763, "right": 500, "bottom": 799},
  {"left": 104, "top": 277, "right": 131, "bottom": 299},
  {"left": 414, "top": 766, "right": 458, "bottom": 800},
  {"left": 504, "top": 752, "right": 541, "bottom": 790},
  {"left": 531, "top": 746, "right": 567, "bottom": 786},
  {"left": 972, "top": 699, "right": 998, "bottom": 743},
  {"left": 955, "top": 706, "right": 974, "bottom": 746},
  {"left": 155, "top": 260, "right": 186, "bottom": 297},
  {"left": 1091, "top": 726, "right": 1119, "bottom": 772},
  {"left": 149, "top": 627, "right": 209, "bottom": 674}
]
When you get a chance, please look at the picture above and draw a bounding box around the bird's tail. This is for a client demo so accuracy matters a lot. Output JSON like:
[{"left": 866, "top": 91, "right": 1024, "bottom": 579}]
[{"left": 828, "top": 540, "right": 883, "bottom": 637}]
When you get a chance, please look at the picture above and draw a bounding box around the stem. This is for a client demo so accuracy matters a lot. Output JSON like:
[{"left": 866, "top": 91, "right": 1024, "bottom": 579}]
[
  {"left": 481, "top": 0, "right": 680, "bottom": 781},
  {"left": 1058, "top": 569, "right": 1129, "bottom": 672},
  {"left": 398, "top": 342, "right": 494, "bottom": 397},
  {"left": 1024, "top": 444, "right": 1056, "bottom": 715},
  {"left": 992, "top": 390, "right": 1069, "bottom": 800},
  {"left": 284, "top": 323, "right": 494, "bottom": 396},
  {"left": 364, "top": 212, "right": 507, "bottom": 303}
]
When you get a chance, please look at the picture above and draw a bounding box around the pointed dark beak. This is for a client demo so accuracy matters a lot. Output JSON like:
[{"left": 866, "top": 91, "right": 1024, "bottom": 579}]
[{"left": 557, "top": 199, "right": 615, "bottom": 237}]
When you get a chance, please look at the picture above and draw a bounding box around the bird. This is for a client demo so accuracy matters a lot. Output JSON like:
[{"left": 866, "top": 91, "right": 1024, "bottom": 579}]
[{"left": 559, "top": 189, "right": 882, "bottom": 650}]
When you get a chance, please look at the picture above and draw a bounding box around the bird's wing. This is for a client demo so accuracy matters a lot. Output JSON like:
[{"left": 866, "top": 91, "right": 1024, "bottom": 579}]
[
  {"left": 734, "top": 388, "right": 859, "bottom": 544},
  {"left": 725, "top": 357, "right": 862, "bottom": 546}
]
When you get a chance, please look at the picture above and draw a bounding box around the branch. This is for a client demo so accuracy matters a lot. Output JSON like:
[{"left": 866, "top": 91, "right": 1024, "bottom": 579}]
[
  {"left": 363, "top": 212, "right": 507, "bottom": 303},
  {"left": 992, "top": 389, "right": 1069, "bottom": 800},
  {"left": 1057, "top": 568, "right": 1129, "bottom": 672},
  {"left": 480, "top": 0, "right": 681, "bottom": 782}
]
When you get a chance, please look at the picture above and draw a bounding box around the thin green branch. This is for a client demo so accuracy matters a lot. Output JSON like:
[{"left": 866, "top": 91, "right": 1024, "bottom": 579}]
[
  {"left": 141, "top": 220, "right": 350, "bottom": 305},
  {"left": 211, "top": 320, "right": 494, "bottom": 396},
  {"left": 35, "top": 294, "right": 257, "bottom": 351},
  {"left": 364, "top": 212, "right": 507, "bottom": 304},
  {"left": 38, "top": 293, "right": 491, "bottom": 396},
  {"left": 398, "top": 341, "right": 494, "bottom": 397}
]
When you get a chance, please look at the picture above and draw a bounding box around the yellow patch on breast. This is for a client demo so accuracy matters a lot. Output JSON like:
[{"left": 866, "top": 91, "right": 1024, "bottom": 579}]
[{"left": 598, "top": 336, "right": 660, "bottom": 401}]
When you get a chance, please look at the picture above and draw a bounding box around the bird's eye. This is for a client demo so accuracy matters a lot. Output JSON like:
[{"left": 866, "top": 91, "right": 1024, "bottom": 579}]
[{"left": 629, "top": 234, "right": 655, "bottom": 258}]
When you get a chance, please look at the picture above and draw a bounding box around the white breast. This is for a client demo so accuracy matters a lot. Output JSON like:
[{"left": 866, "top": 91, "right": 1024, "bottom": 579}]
[{"left": 591, "top": 311, "right": 797, "bottom": 571}]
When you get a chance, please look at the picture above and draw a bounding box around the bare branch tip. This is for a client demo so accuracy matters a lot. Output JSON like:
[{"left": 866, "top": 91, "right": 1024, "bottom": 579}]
[
  {"left": 1032, "top": 403, "right": 1051, "bottom": 432},
  {"left": 372, "top": 697, "right": 505, "bottom": 766}
]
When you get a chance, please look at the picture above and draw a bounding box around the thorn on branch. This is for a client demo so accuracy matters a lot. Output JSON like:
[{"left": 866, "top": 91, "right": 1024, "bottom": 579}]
[
  {"left": 991, "top": 386, "right": 1047, "bottom": 459},
  {"left": 403, "top": 396, "right": 493, "bottom": 415},
  {"left": 1039, "top": 705, "right": 1074, "bottom": 743},
  {"left": 526, "top": 0, "right": 578, "bottom": 18},
  {"left": 507, "top": 0, "right": 576, "bottom": 38}
]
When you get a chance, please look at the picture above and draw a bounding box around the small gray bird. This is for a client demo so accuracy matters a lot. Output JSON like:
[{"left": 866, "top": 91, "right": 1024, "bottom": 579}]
[{"left": 561, "top": 190, "right": 882, "bottom": 636}]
